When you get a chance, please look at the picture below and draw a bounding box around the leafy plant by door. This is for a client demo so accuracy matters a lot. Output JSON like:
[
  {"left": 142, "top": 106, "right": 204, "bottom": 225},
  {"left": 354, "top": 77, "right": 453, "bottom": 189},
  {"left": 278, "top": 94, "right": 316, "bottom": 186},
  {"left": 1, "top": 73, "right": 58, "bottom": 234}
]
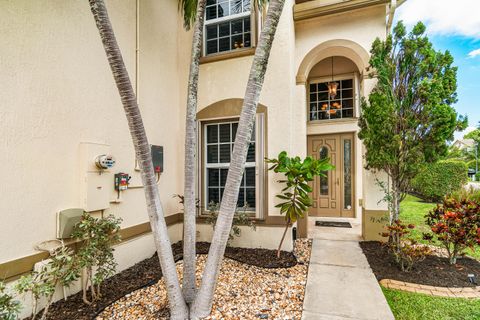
[{"left": 266, "top": 151, "right": 334, "bottom": 257}]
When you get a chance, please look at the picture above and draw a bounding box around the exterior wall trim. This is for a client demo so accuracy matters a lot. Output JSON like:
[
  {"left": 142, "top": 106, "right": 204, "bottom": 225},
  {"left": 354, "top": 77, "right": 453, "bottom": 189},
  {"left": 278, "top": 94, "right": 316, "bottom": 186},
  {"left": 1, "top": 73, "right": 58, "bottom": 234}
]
[
  {"left": 296, "top": 39, "right": 370, "bottom": 85},
  {"left": 200, "top": 47, "right": 256, "bottom": 64},
  {"left": 0, "top": 213, "right": 183, "bottom": 282},
  {"left": 293, "top": 0, "right": 388, "bottom": 22}
]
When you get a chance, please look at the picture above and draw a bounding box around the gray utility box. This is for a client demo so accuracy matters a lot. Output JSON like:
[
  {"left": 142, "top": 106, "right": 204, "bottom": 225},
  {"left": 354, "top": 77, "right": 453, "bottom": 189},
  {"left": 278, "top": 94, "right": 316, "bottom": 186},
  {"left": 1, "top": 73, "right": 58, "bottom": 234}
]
[
  {"left": 151, "top": 145, "right": 164, "bottom": 173},
  {"left": 57, "top": 208, "right": 84, "bottom": 239}
]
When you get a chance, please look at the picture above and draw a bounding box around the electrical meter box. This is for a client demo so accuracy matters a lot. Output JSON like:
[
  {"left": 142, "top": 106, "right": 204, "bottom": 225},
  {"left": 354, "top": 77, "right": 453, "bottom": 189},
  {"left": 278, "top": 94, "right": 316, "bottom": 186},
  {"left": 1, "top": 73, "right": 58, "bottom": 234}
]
[
  {"left": 79, "top": 142, "right": 111, "bottom": 212},
  {"left": 151, "top": 145, "right": 164, "bottom": 173}
]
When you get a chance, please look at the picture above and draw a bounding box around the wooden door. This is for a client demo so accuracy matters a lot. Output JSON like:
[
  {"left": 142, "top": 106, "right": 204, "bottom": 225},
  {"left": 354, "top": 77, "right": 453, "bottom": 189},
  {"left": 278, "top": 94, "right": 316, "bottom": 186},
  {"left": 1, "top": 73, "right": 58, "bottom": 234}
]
[{"left": 308, "top": 133, "right": 355, "bottom": 218}]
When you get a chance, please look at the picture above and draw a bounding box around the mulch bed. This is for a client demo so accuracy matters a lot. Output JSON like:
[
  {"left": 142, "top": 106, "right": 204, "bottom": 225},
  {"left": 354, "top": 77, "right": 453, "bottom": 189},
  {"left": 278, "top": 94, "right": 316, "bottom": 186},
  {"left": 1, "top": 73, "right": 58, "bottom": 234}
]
[
  {"left": 360, "top": 241, "right": 480, "bottom": 288},
  {"left": 34, "top": 242, "right": 297, "bottom": 320}
]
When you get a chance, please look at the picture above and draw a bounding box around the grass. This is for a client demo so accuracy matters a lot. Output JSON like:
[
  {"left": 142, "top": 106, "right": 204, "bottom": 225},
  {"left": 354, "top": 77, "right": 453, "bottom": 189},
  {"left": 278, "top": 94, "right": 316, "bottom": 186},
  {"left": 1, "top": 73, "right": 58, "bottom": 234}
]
[
  {"left": 400, "top": 194, "right": 480, "bottom": 261},
  {"left": 383, "top": 287, "right": 480, "bottom": 320}
]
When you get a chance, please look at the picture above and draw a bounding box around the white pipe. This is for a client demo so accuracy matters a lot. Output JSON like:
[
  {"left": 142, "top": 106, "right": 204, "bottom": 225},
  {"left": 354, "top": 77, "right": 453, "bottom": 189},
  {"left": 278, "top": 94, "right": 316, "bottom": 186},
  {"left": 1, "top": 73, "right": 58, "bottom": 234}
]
[{"left": 135, "top": 0, "right": 140, "bottom": 102}]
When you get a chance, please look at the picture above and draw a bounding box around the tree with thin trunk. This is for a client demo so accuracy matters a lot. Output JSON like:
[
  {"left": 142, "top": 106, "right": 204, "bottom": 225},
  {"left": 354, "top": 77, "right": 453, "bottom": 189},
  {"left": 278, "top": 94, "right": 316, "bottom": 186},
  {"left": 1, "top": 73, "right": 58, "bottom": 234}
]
[
  {"left": 88, "top": 0, "right": 188, "bottom": 318},
  {"left": 190, "top": 0, "right": 286, "bottom": 315},
  {"left": 89, "top": 0, "right": 286, "bottom": 316},
  {"left": 358, "top": 21, "right": 466, "bottom": 228},
  {"left": 179, "top": 0, "right": 206, "bottom": 304}
]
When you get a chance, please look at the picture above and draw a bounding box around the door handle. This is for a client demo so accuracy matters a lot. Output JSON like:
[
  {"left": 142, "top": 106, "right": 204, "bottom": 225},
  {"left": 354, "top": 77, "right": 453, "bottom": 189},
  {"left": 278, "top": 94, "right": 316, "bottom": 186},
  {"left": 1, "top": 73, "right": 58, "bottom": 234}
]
[{"left": 336, "top": 177, "right": 340, "bottom": 186}]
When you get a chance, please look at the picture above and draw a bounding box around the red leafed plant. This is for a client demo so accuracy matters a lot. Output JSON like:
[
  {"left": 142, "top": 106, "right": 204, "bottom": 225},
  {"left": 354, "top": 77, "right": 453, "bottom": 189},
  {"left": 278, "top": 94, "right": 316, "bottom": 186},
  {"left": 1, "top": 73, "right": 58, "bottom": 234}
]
[
  {"left": 424, "top": 198, "right": 480, "bottom": 264},
  {"left": 382, "top": 220, "right": 431, "bottom": 272}
]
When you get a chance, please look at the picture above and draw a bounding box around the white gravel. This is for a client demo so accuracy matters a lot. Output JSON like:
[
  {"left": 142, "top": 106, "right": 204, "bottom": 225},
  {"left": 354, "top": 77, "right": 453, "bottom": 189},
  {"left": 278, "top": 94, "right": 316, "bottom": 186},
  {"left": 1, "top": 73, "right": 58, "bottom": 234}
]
[{"left": 97, "top": 239, "right": 312, "bottom": 320}]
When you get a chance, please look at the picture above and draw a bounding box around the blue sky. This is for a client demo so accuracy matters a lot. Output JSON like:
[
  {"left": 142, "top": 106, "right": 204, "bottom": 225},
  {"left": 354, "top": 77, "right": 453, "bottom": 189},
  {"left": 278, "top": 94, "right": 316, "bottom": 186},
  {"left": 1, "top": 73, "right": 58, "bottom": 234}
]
[{"left": 395, "top": 0, "right": 480, "bottom": 140}]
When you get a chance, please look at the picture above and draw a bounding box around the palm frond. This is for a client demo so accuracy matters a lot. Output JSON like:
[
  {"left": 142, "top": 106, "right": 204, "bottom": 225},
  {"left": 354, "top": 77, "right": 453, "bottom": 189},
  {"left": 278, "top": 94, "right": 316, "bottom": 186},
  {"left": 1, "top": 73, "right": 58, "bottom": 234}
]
[{"left": 178, "top": 0, "right": 198, "bottom": 30}]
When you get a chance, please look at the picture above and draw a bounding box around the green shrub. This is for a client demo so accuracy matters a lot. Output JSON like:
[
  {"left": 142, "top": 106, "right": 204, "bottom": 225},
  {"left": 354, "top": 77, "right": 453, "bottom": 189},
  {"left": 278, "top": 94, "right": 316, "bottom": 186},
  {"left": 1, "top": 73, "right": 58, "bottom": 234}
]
[
  {"left": 71, "top": 213, "right": 121, "bottom": 304},
  {"left": 206, "top": 202, "right": 256, "bottom": 245},
  {"left": 423, "top": 197, "right": 480, "bottom": 264},
  {"left": 412, "top": 160, "right": 468, "bottom": 202},
  {"left": 467, "top": 159, "right": 477, "bottom": 170},
  {"left": 0, "top": 281, "right": 20, "bottom": 320},
  {"left": 381, "top": 221, "right": 431, "bottom": 272},
  {"left": 450, "top": 187, "right": 480, "bottom": 202}
]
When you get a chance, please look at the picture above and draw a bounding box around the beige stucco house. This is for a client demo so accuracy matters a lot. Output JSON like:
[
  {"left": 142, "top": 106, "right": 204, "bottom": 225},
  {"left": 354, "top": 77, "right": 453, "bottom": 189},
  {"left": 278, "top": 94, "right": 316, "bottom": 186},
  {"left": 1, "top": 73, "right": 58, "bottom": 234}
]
[{"left": 1, "top": 0, "right": 402, "bottom": 315}]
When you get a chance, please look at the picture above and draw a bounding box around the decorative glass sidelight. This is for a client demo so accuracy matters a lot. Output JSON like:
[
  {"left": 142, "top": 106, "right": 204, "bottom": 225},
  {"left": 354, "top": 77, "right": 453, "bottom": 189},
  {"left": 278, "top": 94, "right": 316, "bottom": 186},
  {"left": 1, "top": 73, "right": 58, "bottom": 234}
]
[
  {"left": 319, "top": 146, "right": 329, "bottom": 195},
  {"left": 344, "top": 139, "right": 352, "bottom": 209}
]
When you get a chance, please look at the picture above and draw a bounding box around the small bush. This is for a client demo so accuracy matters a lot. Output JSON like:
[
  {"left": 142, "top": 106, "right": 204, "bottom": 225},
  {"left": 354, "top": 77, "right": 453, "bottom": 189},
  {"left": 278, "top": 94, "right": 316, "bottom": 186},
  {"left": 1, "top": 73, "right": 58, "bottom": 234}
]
[
  {"left": 382, "top": 221, "right": 431, "bottom": 272},
  {"left": 412, "top": 160, "right": 468, "bottom": 202},
  {"left": 15, "top": 245, "right": 79, "bottom": 320},
  {"left": 206, "top": 202, "right": 256, "bottom": 244},
  {"left": 0, "top": 281, "right": 20, "bottom": 320},
  {"left": 71, "top": 213, "right": 122, "bottom": 304},
  {"left": 450, "top": 187, "right": 480, "bottom": 203},
  {"left": 467, "top": 159, "right": 477, "bottom": 170},
  {"left": 424, "top": 198, "right": 480, "bottom": 264}
]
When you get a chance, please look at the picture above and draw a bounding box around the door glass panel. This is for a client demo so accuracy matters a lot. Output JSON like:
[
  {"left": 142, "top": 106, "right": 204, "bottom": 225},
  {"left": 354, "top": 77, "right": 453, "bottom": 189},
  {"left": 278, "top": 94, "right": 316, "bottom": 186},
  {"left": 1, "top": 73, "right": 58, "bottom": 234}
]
[
  {"left": 344, "top": 139, "right": 352, "bottom": 209},
  {"left": 319, "top": 146, "right": 328, "bottom": 195}
]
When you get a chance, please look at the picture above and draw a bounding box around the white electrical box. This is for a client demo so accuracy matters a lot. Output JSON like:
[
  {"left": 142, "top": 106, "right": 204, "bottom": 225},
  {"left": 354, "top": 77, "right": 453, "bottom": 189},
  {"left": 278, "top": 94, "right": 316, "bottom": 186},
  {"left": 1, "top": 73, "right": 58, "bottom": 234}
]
[{"left": 79, "top": 142, "right": 112, "bottom": 212}]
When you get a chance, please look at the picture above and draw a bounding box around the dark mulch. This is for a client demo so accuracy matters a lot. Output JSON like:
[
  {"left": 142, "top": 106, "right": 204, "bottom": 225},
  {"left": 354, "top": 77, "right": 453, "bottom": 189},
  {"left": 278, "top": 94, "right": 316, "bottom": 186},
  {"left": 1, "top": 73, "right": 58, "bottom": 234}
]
[
  {"left": 34, "top": 241, "right": 296, "bottom": 320},
  {"left": 360, "top": 241, "right": 480, "bottom": 288}
]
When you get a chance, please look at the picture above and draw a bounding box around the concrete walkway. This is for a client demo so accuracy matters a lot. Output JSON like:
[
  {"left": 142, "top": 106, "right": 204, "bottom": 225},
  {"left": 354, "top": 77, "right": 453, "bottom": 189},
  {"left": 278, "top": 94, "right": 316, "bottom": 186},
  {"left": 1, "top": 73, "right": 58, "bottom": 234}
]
[{"left": 302, "top": 239, "right": 395, "bottom": 320}]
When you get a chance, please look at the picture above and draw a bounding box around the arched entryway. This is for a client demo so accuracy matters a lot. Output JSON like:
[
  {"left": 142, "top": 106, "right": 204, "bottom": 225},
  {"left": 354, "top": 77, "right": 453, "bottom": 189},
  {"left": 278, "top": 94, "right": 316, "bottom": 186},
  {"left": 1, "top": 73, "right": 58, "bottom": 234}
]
[{"left": 296, "top": 40, "right": 370, "bottom": 238}]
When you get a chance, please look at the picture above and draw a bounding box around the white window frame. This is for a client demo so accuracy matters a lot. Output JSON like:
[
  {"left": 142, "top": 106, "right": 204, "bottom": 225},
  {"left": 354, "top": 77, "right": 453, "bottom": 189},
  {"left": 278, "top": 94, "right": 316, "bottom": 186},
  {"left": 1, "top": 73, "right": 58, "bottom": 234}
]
[
  {"left": 307, "top": 72, "right": 360, "bottom": 122},
  {"left": 199, "top": 114, "right": 265, "bottom": 219},
  {"left": 203, "top": 0, "right": 254, "bottom": 56}
]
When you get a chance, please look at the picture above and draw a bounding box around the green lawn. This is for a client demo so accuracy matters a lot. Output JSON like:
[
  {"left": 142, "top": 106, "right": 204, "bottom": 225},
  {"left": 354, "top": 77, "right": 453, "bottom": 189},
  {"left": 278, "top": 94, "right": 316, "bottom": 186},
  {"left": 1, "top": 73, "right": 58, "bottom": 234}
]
[
  {"left": 400, "top": 194, "right": 480, "bottom": 260},
  {"left": 383, "top": 287, "right": 480, "bottom": 320}
]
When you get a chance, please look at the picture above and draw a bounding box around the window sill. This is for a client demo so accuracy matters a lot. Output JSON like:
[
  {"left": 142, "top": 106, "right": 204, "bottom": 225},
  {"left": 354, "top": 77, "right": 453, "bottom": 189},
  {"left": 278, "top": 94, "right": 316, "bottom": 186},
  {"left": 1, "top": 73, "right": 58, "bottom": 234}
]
[
  {"left": 196, "top": 214, "right": 287, "bottom": 227},
  {"left": 200, "top": 47, "right": 256, "bottom": 65},
  {"left": 308, "top": 117, "right": 359, "bottom": 125}
]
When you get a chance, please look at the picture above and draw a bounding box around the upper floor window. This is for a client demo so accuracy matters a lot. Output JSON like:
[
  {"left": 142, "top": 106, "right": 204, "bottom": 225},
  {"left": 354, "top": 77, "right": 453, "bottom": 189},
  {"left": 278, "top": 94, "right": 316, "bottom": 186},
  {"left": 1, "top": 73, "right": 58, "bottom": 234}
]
[
  {"left": 204, "top": 0, "right": 252, "bottom": 55},
  {"left": 309, "top": 79, "right": 354, "bottom": 121}
]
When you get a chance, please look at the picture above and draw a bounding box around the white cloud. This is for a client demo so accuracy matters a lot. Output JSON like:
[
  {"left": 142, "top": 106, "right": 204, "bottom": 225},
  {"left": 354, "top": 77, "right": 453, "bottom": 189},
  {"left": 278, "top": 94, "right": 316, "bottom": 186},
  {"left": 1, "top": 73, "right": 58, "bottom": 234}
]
[
  {"left": 396, "top": 0, "right": 480, "bottom": 39},
  {"left": 468, "top": 49, "right": 480, "bottom": 58}
]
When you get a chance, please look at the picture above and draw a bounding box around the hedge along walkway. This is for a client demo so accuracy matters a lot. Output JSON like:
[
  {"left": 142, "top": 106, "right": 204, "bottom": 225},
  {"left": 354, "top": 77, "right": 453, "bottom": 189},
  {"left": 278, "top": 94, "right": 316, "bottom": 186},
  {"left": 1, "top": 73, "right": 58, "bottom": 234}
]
[{"left": 380, "top": 279, "right": 480, "bottom": 299}]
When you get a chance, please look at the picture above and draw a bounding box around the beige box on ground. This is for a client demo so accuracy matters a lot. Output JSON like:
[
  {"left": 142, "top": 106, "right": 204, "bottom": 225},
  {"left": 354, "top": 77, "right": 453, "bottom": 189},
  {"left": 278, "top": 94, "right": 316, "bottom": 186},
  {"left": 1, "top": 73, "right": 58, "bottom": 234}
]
[{"left": 362, "top": 209, "right": 389, "bottom": 241}]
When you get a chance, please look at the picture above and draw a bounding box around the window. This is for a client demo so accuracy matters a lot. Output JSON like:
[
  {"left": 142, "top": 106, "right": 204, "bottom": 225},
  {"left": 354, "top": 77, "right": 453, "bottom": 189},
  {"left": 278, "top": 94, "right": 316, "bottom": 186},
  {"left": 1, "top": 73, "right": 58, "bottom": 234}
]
[
  {"left": 204, "top": 121, "right": 256, "bottom": 210},
  {"left": 319, "top": 147, "right": 329, "bottom": 195},
  {"left": 204, "top": 0, "right": 252, "bottom": 55},
  {"left": 343, "top": 138, "right": 352, "bottom": 210},
  {"left": 309, "top": 79, "right": 354, "bottom": 121}
]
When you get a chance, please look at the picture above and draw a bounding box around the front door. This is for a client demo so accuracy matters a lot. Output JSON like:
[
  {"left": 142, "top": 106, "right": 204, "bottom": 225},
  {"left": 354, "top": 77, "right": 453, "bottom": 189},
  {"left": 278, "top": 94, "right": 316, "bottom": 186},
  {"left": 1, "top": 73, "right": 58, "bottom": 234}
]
[{"left": 307, "top": 133, "right": 355, "bottom": 218}]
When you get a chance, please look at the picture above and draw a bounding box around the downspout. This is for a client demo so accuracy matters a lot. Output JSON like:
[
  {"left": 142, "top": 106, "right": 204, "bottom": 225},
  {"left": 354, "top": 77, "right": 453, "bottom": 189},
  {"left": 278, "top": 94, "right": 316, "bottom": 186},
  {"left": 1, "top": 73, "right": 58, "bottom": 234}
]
[
  {"left": 135, "top": 0, "right": 140, "bottom": 101},
  {"left": 386, "top": 0, "right": 397, "bottom": 33}
]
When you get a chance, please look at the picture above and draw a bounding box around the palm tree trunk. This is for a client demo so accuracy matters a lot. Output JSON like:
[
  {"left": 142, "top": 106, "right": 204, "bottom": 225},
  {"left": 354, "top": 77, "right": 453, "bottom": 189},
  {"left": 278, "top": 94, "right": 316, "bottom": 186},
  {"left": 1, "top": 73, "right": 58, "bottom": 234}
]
[
  {"left": 87, "top": 1, "right": 188, "bottom": 318},
  {"left": 190, "top": 0, "right": 286, "bottom": 316},
  {"left": 182, "top": 0, "right": 206, "bottom": 304}
]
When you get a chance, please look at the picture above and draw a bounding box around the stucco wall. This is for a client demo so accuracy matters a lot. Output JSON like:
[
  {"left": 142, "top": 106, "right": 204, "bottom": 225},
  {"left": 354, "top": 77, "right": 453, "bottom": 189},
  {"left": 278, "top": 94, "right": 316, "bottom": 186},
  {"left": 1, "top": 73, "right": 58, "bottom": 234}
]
[
  {"left": 294, "top": 5, "right": 388, "bottom": 221},
  {"left": 0, "top": 0, "right": 187, "bottom": 264},
  {"left": 197, "top": 0, "right": 301, "bottom": 218},
  {"left": 1, "top": 0, "right": 390, "bottom": 299}
]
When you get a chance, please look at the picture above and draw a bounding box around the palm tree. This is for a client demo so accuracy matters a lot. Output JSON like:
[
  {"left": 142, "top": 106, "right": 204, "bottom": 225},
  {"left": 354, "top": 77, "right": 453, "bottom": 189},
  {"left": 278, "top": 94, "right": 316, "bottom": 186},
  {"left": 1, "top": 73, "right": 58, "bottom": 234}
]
[
  {"left": 89, "top": 0, "right": 286, "bottom": 316},
  {"left": 87, "top": 0, "right": 188, "bottom": 318},
  {"left": 190, "top": 0, "right": 286, "bottom": 316},
  {"left": 179, "top": 0, "right": 206, "bottom": 304}
]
